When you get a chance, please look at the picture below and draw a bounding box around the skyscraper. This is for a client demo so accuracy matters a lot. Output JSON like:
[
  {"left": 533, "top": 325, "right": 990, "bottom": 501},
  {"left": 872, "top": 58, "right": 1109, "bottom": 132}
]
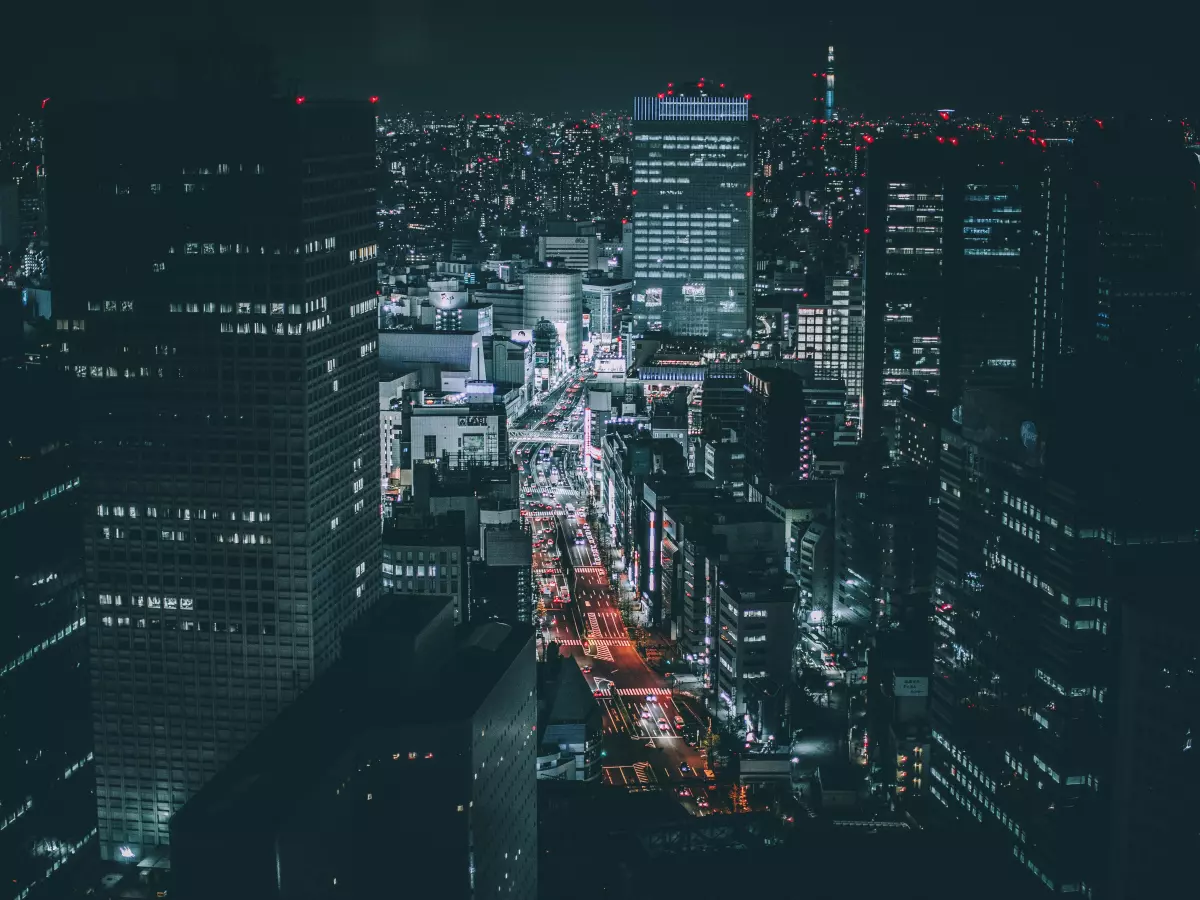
[
  {"left": 931, "top": 375, "right": 1200, "bottom": 894},
  {"left": 743, "top": 367, "right": 812, "bottom": 487},
  {"left": 1, "top": 357, "right": 95, "bottom": 899},
  {"left": 49, "top": 97, "right": 382, "bottom": 862},
  {"left": 864, "top": 139, "right": 1065, "bottom": 446},
  {"left": 631, "top": 81, "right": 754, "bottom": 340},
  {"left": 1064, "top": 119, "right": 1200, "bottom": 387},
  {"left": 794, "top": 275, "right": 866, "bottom": 437},
  {"left": 825, "top": 45, "right": 837, "bottom": 123}
]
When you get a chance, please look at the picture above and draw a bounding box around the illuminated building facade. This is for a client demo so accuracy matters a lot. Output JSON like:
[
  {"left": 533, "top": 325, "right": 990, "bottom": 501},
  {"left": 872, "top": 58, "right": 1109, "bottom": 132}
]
[
  {"left": 631, "top": 82, "right": 753, "bottom": 339},
  {"left": 49, "top": 99, "right": 382, "bottom": 861},
  {"left": 793, "top": 275, "right": 866, "bottom": 437},
  {"left": 523, "top": 268, "right": 583, "bottom": 360},
  {"left": 825, "top": 46, "right": 837, "bottom": 123}
]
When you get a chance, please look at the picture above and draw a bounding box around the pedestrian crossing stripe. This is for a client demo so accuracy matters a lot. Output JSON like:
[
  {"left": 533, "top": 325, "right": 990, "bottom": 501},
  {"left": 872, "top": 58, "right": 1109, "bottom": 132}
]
[
  {"left": 554, "top": 638, "right": 631, "bottom": 647},
  {"left": 613, "top": 687, "right": 674, "bottom": 697}
]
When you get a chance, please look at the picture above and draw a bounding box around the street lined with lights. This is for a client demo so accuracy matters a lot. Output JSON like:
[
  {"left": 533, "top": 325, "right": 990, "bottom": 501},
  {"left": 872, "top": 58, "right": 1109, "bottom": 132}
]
[{"left": 518, "top": 373, "right": 715, "bottom": 812}]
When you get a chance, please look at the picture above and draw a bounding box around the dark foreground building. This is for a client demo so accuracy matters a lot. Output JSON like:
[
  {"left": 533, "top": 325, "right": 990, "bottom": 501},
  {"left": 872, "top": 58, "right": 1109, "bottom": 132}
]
[
  {"left": 48, "top": 97, "right": 382, "bottom": 861},
  {"left": 931, "top": 371, "right": 1200, "bottom": 894},
  {"left": 1, "top": 357, "right": 95, "bottom": 899},
  {"left": 171, "top": 597, "right": 537, "bottom": 900}
]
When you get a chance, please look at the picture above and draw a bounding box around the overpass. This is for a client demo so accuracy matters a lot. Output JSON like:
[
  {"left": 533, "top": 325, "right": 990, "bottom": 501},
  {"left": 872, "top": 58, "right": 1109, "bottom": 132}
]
[{"left": 509, "top": 430, "right": 583, "bottom": 446}]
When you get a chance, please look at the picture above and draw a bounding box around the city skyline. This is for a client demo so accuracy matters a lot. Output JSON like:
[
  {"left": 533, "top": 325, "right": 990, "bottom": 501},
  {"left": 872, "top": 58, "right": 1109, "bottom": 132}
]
[
  {"left": 2, "top": 11, "right": 1197, "bottom": 900},
  {"left": 5, "top": 2, "right": 1200, "bottom": 116}
]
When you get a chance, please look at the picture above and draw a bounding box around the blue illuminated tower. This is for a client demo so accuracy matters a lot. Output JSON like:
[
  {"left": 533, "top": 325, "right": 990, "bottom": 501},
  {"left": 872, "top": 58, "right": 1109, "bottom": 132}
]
[
  {"left": 825, "top": 45, "right": 836, "bottom": 122},
  {"left": 631, "top": 81, "right": 754, "bottom": 340}
]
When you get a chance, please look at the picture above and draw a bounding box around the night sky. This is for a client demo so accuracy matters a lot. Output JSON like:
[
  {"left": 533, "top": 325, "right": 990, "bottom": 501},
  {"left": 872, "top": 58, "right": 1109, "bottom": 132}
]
[{"left": 6, "top": 0, "right": 1197, "bottom": 116}]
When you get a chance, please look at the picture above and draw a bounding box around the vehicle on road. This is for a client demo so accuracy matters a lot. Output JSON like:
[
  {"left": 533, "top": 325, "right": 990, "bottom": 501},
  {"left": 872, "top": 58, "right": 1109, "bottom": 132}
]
[
  {"left": 679, "top": 763, "right": 692, "bottom": 776},
  {"left": 674, "top": 715, "right": 685, "bottom": 728},
  {"left": 640, "top": 709, "right": 651, "bottom": 719},
  {"left": 581, "top": 666, "right": 592, "bottom": 674},
  {"left": 657, "top": 718, "right": 669, "bottom": 730}
]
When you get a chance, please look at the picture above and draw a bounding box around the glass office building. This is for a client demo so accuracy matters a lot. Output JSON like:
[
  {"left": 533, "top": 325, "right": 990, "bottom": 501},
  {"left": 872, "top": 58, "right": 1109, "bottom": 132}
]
[
  {"left": 49, "top": 98, "right": 382, "bottom": 862},
  {"left": 631, "top": 83, "right": 753, "bottom": 340}
]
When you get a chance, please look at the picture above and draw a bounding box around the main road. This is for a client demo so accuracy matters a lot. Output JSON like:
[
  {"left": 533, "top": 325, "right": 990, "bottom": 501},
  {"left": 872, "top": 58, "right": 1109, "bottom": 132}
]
[{"left": 519, "top": 375, "right": 712, "bottom": 805}]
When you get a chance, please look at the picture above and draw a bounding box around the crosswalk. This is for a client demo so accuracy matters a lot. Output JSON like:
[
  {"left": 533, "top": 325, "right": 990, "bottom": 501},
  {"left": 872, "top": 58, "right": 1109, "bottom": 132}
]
[
  {"left": 574, "top": 565, "right": 606, "bottom": 575},
  {"left": 602, "top": 762, "right": 660, "bottom": 787},
  {"left": 555, "top": 638, "right": 631, "bottom": 647},
  {"left": 613, "top": 687, "right": 674, "bottom": 697}
]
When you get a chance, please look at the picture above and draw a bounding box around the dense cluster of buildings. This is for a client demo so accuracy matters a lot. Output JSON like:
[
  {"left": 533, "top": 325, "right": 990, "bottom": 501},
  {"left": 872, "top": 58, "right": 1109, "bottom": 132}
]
[{"left": 1, "top": 42, "right": 1197, "bottom": 900}]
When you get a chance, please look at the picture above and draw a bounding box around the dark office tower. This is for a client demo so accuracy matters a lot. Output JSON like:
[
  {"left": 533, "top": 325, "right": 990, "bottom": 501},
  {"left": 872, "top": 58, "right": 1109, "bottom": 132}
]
[
  {"left": 896, "top": 377, "right": 941, "bottom": 473},
  {"left": 743, "top": 367, "right": 811, "bottom": 487},
  {"left": 1, "top": 361, "right": 95, "bottom": 900},
  {"left": 864, "top": 140, "right": 1063, "bottom": 445},
  {"left": 1066, "top": 120, "right": 1200, "bottom": 387},
  {"left": 171, "top": 599, "right": 537, "bottom": 900},
  {"left": 1108, "top": 551, "right": 1198, "bottom": 899},
  {"left": 48, "top": 98, "right": 382, "bottom": 863},
  {"left": 864, "top": 146, "right": 946, "bottom": 440},
  {"left": 931, "top": 376, "right": 1200, "bottom": 894},
  {"left": 834, "top": 465, "right": 935, "bottom": 636},
  {"left": 631, "top": 81, "right": 754, "bottom": 340},
  {"left": 474, "top": 523, "right": 534, "bottom": 624},
  {"left": 699, "top": 361, "right": 747, "bottom": 440}
]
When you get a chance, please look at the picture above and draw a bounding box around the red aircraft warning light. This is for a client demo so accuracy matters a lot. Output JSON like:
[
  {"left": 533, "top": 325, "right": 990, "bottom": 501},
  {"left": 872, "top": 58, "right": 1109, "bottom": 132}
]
[
  {"left": 369, "top": 96, "right": 379, "bottom": 104},
  {"left": 295, "top": 96, "right": 306, "bottom": 105}
]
